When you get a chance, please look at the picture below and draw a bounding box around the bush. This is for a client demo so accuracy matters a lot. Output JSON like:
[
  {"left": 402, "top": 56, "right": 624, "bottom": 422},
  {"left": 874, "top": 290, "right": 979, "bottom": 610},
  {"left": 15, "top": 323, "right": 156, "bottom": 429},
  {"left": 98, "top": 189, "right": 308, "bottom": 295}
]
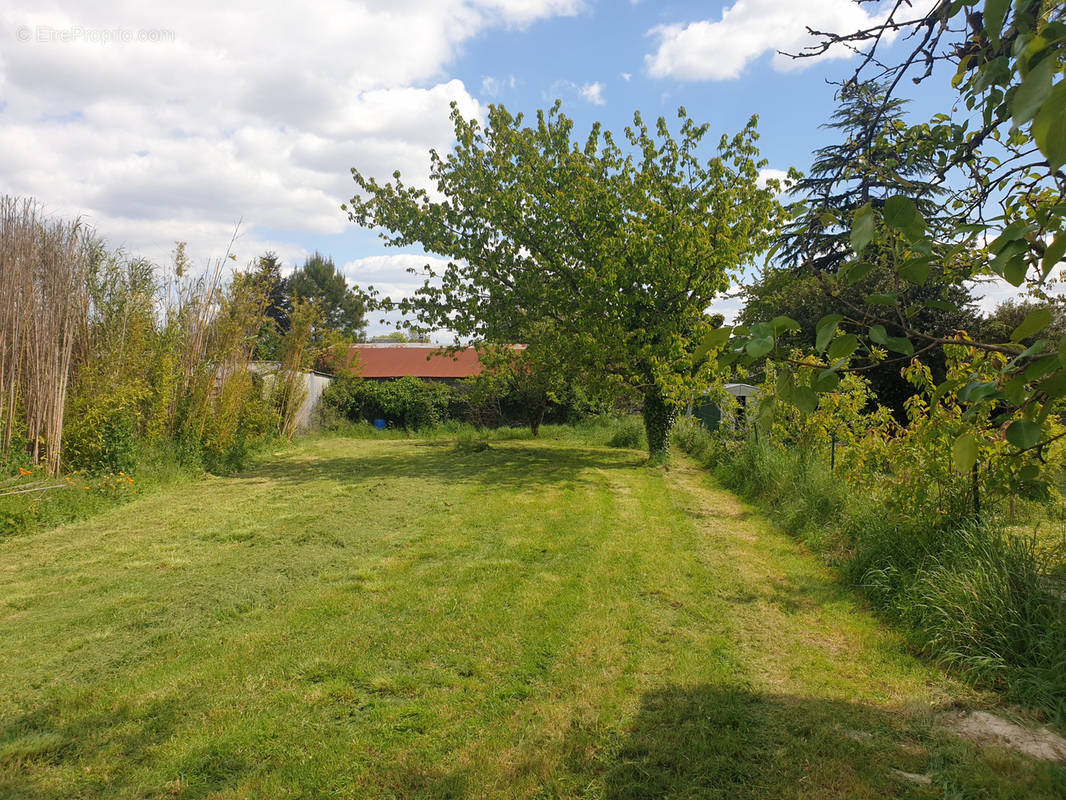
[
  {"left": 606, "top": 416, "right": 647, "bottom": 450},
  {"left": 322, "top": 376, "right": 458, "bottom": 430},
  {"left": 63, "top": 393, "right": 142, "bottom": 474}
]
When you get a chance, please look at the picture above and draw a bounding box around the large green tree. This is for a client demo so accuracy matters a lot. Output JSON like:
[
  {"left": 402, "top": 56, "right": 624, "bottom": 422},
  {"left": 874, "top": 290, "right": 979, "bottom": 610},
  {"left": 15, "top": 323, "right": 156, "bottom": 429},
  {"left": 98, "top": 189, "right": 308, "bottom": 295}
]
[
  {"left": 345, "top": 103, "right": 781, "bottom": 458},
  {"left": 287, "top": 252, "right": 366, "bottom": 342}
]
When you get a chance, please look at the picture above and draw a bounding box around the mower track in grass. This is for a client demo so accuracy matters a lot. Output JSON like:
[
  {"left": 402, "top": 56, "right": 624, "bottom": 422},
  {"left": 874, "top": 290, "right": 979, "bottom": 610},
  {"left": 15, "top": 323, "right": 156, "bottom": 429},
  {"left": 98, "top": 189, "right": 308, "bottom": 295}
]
[{"left": 1, "top": 437, "right": 1063, "bottom": 798}]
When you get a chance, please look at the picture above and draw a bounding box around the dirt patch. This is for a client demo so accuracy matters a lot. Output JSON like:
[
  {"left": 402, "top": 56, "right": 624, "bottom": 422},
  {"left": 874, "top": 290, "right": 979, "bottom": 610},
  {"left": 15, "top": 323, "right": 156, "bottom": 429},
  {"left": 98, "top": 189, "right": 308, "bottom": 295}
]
[
  {"left": 945, "top": 710, "right": 1066, "bottom": 761},
  {"left": 890, "top": 769, "right": 932, "bottom": 786}
]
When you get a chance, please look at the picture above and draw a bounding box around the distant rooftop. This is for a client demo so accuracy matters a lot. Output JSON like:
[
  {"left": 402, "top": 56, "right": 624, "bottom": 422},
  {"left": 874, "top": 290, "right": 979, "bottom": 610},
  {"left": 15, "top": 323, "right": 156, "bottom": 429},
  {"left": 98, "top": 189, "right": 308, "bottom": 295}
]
[{"left": 342, "top": 343, "right": 485, "bottom": 379}]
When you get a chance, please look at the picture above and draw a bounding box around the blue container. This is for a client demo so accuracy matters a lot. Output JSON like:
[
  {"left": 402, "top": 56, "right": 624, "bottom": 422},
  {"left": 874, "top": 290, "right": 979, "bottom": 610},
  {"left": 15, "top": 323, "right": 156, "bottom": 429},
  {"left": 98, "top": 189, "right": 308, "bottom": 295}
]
[{"left": 372, "top": 418, "right": 387, "bottom": 431}]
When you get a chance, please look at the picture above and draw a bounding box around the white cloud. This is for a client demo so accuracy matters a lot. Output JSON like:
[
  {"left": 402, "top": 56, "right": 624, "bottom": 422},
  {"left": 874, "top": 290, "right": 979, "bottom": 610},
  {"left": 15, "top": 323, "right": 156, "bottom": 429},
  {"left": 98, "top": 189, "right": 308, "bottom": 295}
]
[
  {"left": 480, "top": 74, "right": 517, "bottom": 97},
  {"left": 620, "top": 72, "right": 632, "bottom": 81},
  {"left": 0, "top": 0, "right": 581, "bottom": 266},
  {"left": 579, "top": 81, "right": 606, "bottom": 105},
  {"left": 644, "top": 0, "right": 928, "bottom": 81},
  {"left": 548, "top": 79, "right": 606, "bottom": 106},
  {"left": 756, "top": 168, "right": 790, "bottom": 189}
]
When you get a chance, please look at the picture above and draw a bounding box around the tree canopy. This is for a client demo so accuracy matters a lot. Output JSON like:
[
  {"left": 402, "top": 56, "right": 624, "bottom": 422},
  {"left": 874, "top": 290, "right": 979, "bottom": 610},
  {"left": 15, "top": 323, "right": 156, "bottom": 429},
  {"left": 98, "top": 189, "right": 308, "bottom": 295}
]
[
  {"left": 345, "top": 102, "right": 782, "bottom": 457},
  {"left": 287, "top": 252, "right": 366, "bottom": 342}
]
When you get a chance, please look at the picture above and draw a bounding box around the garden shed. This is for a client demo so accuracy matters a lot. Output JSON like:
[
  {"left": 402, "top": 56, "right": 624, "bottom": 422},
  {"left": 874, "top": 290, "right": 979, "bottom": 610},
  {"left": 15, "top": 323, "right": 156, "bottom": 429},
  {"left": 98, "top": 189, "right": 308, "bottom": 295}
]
[{"left": 692, "top": 383, "right": 760, "bottom": 432}]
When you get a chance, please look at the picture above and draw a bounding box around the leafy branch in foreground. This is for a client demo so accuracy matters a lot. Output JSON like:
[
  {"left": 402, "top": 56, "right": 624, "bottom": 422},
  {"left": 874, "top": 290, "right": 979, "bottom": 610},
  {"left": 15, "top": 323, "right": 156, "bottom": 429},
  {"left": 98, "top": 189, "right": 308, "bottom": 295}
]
[{"left": 719, "top": 0, "right": 1066, "bottom": 480}]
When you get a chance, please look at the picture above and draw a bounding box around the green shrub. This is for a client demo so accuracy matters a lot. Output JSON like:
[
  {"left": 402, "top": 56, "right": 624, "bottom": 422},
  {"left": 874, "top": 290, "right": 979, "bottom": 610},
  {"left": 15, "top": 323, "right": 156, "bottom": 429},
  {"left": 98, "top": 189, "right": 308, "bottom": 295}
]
[
  {"left": 63, "top": 390, "right": 143, "bottom": 474},
  {"left": 322, "top": 376, "right": 460, "bottom": 430},
  {"left": 606, "top": 416, "right": 647, "bottom": 450}
]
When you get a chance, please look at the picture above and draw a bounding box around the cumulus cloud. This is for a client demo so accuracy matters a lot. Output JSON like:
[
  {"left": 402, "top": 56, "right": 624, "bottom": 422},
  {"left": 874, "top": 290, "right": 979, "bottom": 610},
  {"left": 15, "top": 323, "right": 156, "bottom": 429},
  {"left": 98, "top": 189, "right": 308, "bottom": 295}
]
[
  {"left": 579, "top": 81, "right": 606, "bottom": 105},
  {"left": 644, "top": 0, "right": 930, "bottom": 81},
  {"left": 0, "top": 0, "right": 581, "bottom": 265},
  {"left": 547, "top": 79, "right": 606, "bottom": 106}
]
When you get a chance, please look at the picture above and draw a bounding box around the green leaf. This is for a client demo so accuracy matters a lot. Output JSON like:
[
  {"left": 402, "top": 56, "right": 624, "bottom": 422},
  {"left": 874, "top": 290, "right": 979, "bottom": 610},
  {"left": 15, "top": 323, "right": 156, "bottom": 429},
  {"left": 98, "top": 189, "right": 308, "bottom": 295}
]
[
  {"left": 1004, "top": 254, "right": 1029, "bottom": 287},
  {"left": 866, "top": 294, "right": 897, "bottom": 306},
  {"left": 770, "top": 316, "right": 801, "bottom": 335},
  {"left": 885, "top": 336, "right": 914, "bottom": 357},
  {"left": 883, "top": 195, "right": 925, "bottom": 240},
  {"left": 815, "top": 314, "right": 843, "bottom": 352},
  {"left": 952, "top": 433, "right": 978, "bottom": 473},
  {"left": 776, "top": 369, "right": 795, "bottom": 403},
  {"left": 693, "top": 325, "right": 732, "bottom": 361},
  {"left": 989, "top": 223, "right": 1029, "bottom": 255},
  {"left": 1011, "top": 54, "right": 1055, "bottom": 126},
  {"left": 1043, "top": 233, "right": 1066, "bottom": 280},
  {"left": 1003, "top": 375, "right": 1027, "bottom": 405},
  {"left": 1006, "top": 419, "right": 1043, "bottom": 450},
  {"left": 846, "top": 261, "right": 876, "bottom": 285},
  {"left": 746, "top": 337, "right": 773, "bottom": 358},
  {"left": 959, "top": 381, "right": 998, "bottom": 404},
  {"left": 851, "top": 204, "right": 875, "bottom": 253},
  {"left": 811, "top": 370, "right": 841, "bottom": 393},
  {"left": 1011, "top": 307, "right": 1053, "bottom": 342},
  {"left": 1037, "top": 371, "right": 1066, "bottom": 398},
  {"left": 751, "top": 322, "right": 774, "bottom": 340},
  {"left": 1023, "top": 354, "right": 1060, "bottom": 382},
  {"left": 869, "top": 324, "right": 889, "bottom": 346},
  {"left": 925, "top": 300, "right": 956, "bottom": 311},
  {"left": 791, "top": 386, "right": 818, "bottom": 413},
  {"left": 898, "top": 258, "right": 931, "bottom": 285},
  {"left": 990, "top": 238, "right": 1027, "bottom": 276},
  {"left": 1018, "top": 464, "right": 1041, "bottom": 482},
  {"left": 827, "top": 333, "right": 858, "bottom": 360},
  {"left": 1032, "top": 81, "right": 1066, "bottom": 172},
  {"left": 984, "top": 0, "right": 1010, "bottom": 45}
]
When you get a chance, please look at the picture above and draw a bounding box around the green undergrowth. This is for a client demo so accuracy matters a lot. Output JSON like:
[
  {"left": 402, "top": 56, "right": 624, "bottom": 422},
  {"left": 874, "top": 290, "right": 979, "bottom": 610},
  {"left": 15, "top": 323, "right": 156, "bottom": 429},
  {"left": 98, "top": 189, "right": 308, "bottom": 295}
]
[
  {"left": 0, "top": 441, "right": 216, "bottom": 539},
  {"left": 672, "top": 416, "right": 1066, "bottom": 725}
]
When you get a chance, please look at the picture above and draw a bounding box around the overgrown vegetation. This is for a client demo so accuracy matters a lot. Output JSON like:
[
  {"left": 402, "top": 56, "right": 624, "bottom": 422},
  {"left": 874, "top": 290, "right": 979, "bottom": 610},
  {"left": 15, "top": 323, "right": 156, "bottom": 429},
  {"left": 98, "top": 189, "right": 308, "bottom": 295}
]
[
  {"left": 319, "top": 371, "right": 601, "bottom": 433},
  {"left": 673, "top": 395, "right": 1066, "bottom": 722},
  {"left": 0, "top": 203, "right": 344, "bottom": 535}
]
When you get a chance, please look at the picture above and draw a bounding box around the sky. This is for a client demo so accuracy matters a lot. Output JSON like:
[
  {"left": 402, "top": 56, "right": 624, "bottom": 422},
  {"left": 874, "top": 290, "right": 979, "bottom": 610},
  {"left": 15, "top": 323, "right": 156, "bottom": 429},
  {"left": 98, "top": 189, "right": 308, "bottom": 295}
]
[{"left": 0, "top": 0, "right": 1023, "bottom": 337}]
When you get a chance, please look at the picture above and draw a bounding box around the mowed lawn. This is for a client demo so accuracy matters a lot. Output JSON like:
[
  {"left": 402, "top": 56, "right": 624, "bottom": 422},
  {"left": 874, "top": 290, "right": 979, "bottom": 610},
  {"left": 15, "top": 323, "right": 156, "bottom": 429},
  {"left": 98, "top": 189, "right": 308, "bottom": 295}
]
[{"left": 1, "top": 437, "right": 1063, "bottom": 799}]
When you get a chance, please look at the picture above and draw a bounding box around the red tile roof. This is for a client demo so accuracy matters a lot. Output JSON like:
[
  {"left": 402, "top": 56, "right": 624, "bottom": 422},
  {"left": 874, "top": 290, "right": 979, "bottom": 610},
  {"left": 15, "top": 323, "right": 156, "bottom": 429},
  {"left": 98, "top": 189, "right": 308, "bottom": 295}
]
[{"left": 342, "top": 344, "right": 485, "bottom": 379}]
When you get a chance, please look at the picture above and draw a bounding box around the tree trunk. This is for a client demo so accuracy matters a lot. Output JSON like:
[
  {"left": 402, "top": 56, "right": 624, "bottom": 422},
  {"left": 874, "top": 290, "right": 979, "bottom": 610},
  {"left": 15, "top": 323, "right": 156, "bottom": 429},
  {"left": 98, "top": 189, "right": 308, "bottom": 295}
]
[
  {"left": 527, "top": 397, "right": 546, "bottom": 437},
  {"left": 642, "top": 383, "right": 675, "bottom": 462}
]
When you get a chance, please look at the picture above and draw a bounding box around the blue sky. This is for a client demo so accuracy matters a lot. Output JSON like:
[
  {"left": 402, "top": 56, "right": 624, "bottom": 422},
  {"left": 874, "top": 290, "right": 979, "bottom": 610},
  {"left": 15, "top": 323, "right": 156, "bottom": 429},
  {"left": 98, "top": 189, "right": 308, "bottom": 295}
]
[{"left": 3, "top": 0, "right": 1008, "bottom": 336}]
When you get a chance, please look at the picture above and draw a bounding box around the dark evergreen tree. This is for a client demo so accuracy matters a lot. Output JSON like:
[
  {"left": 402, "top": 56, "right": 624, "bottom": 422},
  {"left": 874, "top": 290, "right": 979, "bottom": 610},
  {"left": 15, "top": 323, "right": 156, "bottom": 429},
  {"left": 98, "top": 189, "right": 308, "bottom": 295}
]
[
  {"left": 745, "top": 81, "right": 980, "bottom": 420},
  {"left": 778, "top": 80, "right": 945, "bottom": 273},
  {"left": 286, "top": 252, "right": 366, "bottom": 340}
]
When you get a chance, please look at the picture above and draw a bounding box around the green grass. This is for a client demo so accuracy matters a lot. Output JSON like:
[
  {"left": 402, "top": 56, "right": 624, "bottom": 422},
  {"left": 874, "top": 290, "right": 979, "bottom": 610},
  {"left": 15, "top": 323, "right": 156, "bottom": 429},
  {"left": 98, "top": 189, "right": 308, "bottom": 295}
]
[{"left": 1, "top": 436, "right": 1063, "bottom": 798}]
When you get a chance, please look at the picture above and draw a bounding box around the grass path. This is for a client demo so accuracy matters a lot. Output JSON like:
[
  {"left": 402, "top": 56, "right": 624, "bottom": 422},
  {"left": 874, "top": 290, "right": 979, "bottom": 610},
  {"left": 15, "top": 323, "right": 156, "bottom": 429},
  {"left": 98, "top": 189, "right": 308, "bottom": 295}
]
[{"left": 1, "top": 437, "right": 1063, "bottom": 798}]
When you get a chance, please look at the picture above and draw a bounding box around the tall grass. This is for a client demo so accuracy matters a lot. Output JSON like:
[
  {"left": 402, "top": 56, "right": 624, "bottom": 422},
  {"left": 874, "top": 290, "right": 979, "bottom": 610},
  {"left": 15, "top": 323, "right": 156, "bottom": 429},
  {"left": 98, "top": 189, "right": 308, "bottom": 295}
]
[{"left": 672, "top": 416, "right": 1066, "bottom": 723}]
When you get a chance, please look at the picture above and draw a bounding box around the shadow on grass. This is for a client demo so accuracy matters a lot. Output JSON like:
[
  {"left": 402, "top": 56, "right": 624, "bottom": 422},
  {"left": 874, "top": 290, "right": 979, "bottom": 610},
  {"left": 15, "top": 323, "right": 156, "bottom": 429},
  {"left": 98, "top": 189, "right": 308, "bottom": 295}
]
[
  {"left": 563, "top": 683, "right": 940, "bottom": 800},
  {"left": 237, "top": 440, "right": 644, "bottom": 493},
  {"left": 0, "top": 693, "right": 191, "bottom": 799}
]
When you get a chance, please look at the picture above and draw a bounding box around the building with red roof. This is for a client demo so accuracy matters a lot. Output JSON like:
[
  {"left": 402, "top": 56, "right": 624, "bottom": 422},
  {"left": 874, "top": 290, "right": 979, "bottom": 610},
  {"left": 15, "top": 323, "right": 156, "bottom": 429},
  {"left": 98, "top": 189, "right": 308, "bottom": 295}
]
[{"left": 338, "top": 343, "right": 487, "bottom": 380}]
